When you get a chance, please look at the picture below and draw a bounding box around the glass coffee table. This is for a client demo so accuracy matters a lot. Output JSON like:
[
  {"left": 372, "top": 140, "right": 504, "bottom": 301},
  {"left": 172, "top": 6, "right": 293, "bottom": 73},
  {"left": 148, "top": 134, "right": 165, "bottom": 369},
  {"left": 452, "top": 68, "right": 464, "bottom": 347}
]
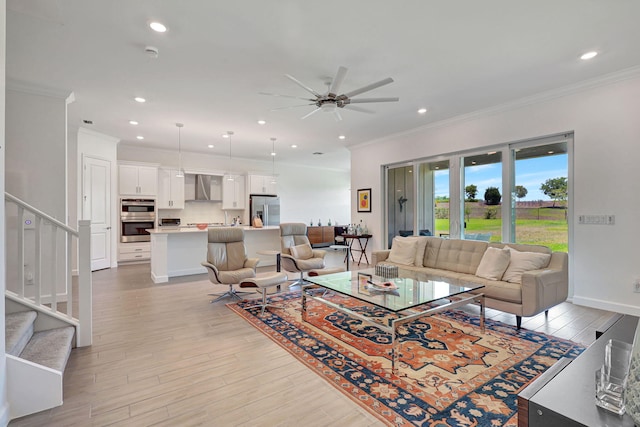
[{"left": 303, "top": 268, "right": 485, "bottom": 374}]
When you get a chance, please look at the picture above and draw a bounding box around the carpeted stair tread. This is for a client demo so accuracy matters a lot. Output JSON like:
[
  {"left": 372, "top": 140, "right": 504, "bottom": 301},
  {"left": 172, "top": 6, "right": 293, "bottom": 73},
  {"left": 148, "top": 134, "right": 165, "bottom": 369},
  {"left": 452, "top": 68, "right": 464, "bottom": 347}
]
[
  {"left": 19, "top": 326, "right": 75, "bottom": 372},
  {"left": 5, "top": 311, "right": 37, "bottom": 356}
]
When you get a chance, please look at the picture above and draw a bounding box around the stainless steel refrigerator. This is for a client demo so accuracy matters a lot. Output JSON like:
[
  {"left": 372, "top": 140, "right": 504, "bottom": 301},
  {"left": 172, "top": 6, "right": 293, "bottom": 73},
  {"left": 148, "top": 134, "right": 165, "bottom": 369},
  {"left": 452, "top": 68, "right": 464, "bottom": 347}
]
[{"left": 250, "top": 195, "right": 280, "bottom": 226}]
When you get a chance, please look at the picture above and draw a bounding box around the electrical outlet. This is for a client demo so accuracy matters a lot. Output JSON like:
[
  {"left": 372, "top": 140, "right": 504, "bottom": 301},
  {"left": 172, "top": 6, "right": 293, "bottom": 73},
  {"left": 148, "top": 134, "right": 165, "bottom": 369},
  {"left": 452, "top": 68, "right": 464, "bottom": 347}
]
[{"left": 634, "top": 278, "right": 640, "bottom": 293}]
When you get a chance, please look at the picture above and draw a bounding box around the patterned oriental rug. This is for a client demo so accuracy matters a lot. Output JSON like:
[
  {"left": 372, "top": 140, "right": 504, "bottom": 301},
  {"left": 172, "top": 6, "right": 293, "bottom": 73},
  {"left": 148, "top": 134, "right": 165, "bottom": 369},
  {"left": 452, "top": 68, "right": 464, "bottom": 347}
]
[{"left": 228, "top": 291, "right": 584, "bottom": 426}]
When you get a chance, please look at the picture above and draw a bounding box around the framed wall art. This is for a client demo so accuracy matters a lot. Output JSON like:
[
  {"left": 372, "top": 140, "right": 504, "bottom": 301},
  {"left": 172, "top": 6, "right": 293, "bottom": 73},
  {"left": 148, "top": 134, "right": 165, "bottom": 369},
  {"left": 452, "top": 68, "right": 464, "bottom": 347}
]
[{"left": 357, "top": 188, "right": 371, "bottom": 212}]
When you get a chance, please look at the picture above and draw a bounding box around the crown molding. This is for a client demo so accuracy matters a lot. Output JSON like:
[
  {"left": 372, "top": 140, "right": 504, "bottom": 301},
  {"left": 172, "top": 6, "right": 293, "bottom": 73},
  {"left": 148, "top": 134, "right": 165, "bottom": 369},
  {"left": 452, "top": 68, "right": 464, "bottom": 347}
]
[{"left": 6, "top": 78, "right": 73, "bottom": 100}]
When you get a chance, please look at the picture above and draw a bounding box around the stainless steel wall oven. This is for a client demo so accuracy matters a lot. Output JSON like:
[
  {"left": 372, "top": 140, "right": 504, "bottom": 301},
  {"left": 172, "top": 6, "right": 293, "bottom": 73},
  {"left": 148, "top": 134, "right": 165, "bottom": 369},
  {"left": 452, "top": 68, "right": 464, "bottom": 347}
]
[{"left": 120, "top": 198, "right": 155, "bottom": 242}]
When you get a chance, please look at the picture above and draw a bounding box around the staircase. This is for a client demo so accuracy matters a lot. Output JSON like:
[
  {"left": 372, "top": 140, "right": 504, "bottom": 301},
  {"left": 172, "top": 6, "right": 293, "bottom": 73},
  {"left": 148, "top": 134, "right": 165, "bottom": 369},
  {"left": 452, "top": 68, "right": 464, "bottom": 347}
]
[
  {"left": 5, "top": 310, "right": 75, "bottom": 419},
  {"left": 4, "top": 192, "right": 93, "bottom": 420}
]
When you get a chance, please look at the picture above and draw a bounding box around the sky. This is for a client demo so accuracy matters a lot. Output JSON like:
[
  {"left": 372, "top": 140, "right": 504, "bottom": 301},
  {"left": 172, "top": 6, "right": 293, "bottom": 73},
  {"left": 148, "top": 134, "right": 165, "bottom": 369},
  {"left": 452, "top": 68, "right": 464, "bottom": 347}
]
[{"left": 434, "top": 154, "right": 568, "bottom": 201}]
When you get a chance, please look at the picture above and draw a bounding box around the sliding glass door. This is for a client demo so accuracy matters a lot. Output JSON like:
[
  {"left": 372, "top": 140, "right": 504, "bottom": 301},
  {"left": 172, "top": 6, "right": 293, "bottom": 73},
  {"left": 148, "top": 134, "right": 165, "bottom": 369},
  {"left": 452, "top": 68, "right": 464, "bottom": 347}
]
[{"left": 383, "top": 133, "right": 572, "bottom": 251}]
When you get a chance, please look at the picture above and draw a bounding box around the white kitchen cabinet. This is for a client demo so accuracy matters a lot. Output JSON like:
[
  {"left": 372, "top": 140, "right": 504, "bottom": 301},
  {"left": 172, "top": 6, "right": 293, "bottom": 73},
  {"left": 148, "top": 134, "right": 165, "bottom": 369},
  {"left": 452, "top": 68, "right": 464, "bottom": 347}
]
[
  {"left": 118, "top": 242, "right": 151, "bottom": 262},
  {"left": 157, "top": 168, "right": 185, "bottom": 209},
  {"left": 248, "top": 174, "right": 277, "bottom": 195},
  {"left": 222, "top": 174, "right": 246, "bottom": 210},
  {"left": 119, "top": 164, "right": 158, "bottom": 196}
]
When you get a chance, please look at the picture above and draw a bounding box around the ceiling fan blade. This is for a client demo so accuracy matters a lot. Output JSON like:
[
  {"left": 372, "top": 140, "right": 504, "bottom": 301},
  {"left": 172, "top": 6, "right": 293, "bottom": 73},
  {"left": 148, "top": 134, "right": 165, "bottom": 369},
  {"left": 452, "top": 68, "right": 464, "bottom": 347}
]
[
  {"left": 300, "top": 107, "right": 322, "bottom": 119},
  {"left": 270, "top": 103, "right": 316, "bottom": 111},
  {"left": 333, "top": 110, "right": 343, "bottom": 121},
  {"left": 342, "top": 105, "right": 375, "bottom": 114},
  {"left": 259, "top": 92, "right": 315, "bottom": 101},
  {"left": 285, "top": 74, "right": 321, "bottom": 97},
  {"left": 343, "top": 77, "right": 394, "bottom": 98},
  {"left": 347, "top": 97, "right": 400, "bottom": 104},
  {"left": 328, "top": 66, "right": 348, "bottom": 96}
]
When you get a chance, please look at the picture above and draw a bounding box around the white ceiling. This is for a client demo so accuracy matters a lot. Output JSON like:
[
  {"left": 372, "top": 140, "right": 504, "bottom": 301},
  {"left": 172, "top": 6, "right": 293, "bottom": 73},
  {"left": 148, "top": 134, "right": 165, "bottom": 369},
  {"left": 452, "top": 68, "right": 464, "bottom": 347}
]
[{"left": 7, "top": 1, "right": 640, "bottom": 171}]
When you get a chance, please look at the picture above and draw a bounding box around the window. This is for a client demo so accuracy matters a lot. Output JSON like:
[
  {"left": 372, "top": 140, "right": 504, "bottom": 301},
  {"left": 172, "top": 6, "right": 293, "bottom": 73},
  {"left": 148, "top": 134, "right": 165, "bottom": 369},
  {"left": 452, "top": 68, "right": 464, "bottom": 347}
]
[{"left": 384, "top": 133, "right": 572, "bottom": 251}]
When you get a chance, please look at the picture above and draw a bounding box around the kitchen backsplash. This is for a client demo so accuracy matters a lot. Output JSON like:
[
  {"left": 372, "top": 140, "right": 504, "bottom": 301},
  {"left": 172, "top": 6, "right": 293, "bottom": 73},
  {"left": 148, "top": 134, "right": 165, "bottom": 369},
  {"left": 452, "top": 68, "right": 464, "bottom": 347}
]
[{"left": 157, "top": 202, "right": 244, "bottom": 225}]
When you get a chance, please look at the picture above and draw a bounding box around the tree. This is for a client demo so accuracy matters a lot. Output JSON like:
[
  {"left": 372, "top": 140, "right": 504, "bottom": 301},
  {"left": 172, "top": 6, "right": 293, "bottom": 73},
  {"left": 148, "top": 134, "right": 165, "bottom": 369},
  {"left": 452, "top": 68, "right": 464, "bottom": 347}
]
[
  {"left": 540, "top": 177, "right": 567, "bottom": 207},
  {"left": 515, "top": 185, "right": 528, "bottom": 199},
  {"left": 465, "top": 184, "right": 478, "bottom": 202},
  {"left": 484, "top": 187, "right": 501, "bottom": 205}
]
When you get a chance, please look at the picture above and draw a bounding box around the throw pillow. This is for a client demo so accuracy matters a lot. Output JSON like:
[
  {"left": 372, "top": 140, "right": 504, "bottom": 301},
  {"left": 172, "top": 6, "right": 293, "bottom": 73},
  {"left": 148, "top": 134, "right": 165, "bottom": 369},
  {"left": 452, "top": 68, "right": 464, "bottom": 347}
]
[
  {"left": 403, "top": 236, "right": 428, "bottom": 267},
  {"left": 290, "top": 243, "right": 313, "bottom": 260},
  {"left": 387, "top": 237, "right": 418, "bottom": 266},
  {"left": 501, "top": 246, "right": 551, "bottom": 284},
  {"left": 475, "top": 247, "right": 511, "bottom": 281}
]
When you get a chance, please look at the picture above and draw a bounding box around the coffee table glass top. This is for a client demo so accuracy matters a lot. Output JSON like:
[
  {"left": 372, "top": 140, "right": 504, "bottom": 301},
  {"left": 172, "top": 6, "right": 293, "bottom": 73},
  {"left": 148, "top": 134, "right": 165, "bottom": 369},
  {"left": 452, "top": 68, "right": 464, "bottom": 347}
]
[{"left": 305, "top": 268, "right": 483, "bottom": 313}]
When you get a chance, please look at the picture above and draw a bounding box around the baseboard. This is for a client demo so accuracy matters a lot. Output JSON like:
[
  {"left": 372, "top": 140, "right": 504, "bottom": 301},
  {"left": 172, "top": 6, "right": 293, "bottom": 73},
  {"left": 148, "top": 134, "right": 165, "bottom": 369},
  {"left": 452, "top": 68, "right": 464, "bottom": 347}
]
[
  {"left": 572, "top": 295, "right": 640, "bottom": 317},
  {"left": 151, "top": 272, "right": 168, "bottom": 284}
]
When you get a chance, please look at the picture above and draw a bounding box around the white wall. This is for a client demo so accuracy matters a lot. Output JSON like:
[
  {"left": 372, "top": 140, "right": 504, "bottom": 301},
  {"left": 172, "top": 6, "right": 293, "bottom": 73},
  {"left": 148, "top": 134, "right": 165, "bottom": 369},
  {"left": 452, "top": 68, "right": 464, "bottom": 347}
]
[
  {"left": 5, "top": 82, "right": 71, "bottom": 220},
  {"left": 77, "top": 127, "right": 120, "bottom": 268},
  {"left": 350, "top": 68, "right": 640, "bottom": 316},
  {"left": 118, "top": 145, "right": 351, "bottom": 226},
  {"left": 1, "top": 2, "right": 9, "bottom": 425}
]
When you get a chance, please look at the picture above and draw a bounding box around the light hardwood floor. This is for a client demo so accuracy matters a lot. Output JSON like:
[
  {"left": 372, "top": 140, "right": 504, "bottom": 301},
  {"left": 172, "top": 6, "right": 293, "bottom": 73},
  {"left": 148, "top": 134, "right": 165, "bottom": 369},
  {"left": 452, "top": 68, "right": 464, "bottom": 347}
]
[{"left": 10, "top": 249, "right": 617, "bottom": 426}]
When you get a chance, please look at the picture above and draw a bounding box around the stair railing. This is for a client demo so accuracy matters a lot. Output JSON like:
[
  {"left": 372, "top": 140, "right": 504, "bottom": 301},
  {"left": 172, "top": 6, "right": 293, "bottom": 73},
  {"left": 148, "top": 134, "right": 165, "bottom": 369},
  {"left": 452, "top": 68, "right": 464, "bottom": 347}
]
[{"left": 4, "top": 192, "right": 92, "bottom": 347}]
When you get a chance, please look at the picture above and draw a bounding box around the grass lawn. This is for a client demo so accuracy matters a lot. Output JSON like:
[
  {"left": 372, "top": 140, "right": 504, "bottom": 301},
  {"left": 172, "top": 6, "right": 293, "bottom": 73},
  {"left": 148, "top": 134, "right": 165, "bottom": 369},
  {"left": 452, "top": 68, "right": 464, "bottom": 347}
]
[{"left": 435, "top": 208, "right": 568, "bottom": 252}]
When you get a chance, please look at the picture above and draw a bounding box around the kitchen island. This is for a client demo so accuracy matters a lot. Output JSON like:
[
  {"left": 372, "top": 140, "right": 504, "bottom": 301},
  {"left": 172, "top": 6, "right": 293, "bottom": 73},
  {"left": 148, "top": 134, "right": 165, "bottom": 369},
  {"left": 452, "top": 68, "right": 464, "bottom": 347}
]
[{"left": 147, "top": 226, "right": 281, "bottom": 283}]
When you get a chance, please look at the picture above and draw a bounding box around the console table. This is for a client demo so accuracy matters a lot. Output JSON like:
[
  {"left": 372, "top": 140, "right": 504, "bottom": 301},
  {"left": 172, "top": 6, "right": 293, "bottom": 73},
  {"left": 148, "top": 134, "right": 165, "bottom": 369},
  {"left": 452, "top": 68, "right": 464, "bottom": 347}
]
[
  {"left": 517, "top": 314, "right": 638, "bottom": 426},
  {"left": 341, "top": 234, "right": 372, "bottom": 266}
]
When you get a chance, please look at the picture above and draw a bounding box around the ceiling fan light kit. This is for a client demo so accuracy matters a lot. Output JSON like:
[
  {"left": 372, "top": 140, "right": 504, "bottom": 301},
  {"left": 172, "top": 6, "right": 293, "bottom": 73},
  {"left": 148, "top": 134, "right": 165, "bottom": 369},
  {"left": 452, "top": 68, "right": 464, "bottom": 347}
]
[{"left": 264, "top": 66, "right": 399, "bottom": 120}]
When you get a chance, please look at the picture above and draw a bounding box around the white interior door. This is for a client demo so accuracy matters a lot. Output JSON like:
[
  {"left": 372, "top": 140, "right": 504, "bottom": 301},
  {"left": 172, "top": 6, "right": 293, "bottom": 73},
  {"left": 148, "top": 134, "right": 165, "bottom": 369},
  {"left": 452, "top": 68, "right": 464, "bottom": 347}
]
[{"left": 83, "top": 156, "right": 112, "bottom": 271}]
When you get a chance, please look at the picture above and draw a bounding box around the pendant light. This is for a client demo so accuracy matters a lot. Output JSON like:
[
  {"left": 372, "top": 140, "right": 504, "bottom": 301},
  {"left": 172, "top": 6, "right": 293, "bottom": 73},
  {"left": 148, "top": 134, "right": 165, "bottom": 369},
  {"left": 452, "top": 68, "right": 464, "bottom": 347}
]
[
  {"left": 226, "top": 131, "right": 234, "bottom": 181},
  {"left": 176, "top": 123, "right": 185, "bottom": 178},
  {"left": 270, "top": 137, "right": 277, "bottom": 184}
]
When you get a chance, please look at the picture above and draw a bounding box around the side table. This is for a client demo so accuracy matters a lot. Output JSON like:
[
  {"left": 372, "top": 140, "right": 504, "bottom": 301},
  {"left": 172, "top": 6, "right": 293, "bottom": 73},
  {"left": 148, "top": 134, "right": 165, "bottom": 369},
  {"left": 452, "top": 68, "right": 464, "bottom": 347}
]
[
  {"left": 341, "top": 234, "right": 372, "bottom": 266},
  {"left": 329, "top": 244, "right": 350, "bottom": 271}
]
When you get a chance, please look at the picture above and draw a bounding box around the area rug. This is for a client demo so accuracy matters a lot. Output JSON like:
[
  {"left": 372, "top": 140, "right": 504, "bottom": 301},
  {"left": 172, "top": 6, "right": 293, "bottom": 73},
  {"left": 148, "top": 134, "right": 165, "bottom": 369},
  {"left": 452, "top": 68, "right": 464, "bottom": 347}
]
[{"left": 228, "top": 291, "right": 584, "bottom": 426}]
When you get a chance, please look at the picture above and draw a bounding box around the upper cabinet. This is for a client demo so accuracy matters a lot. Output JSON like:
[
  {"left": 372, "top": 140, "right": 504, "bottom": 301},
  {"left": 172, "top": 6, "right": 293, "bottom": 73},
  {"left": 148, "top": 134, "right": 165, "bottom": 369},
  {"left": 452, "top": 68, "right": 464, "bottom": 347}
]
[
  {"left": 222, "top": 175, "right": 246, "bottom": 210},
  {"left": 248, "top": 174, "right": 277, "bottom": 195},
  {"left": 157, "top": 168, "right": 185, "bottom": 209},
  {"left": 119, "top": 164, "right": 158, "bottom": 196}
]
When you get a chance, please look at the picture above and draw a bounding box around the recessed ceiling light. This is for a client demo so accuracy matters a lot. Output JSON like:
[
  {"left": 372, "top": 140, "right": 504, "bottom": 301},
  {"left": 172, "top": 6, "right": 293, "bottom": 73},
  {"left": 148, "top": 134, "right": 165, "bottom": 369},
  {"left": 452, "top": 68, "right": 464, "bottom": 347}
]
[
  {"left": 271, "top": 152, "right": 276, "bottom": 156},
  {"left": 208, "top": 144, "right": 214, "bottom": 148},
  {"left": 548, "top": 151, "right": 554, "bottom": 154},
  {"left": 580, "top": 51, "right": 598, "bottom": 60},
  {"left": 129, "top": 120, "right": 139, "bottom": 125},
  {"left": 471, "top": 161, "right": 477, "bottom": 165},
  {"left": 417, "top": 108, "right": 428, "bottom": 114},
  {"left": 291, "top": 144, "right": 297, "bottom": 148},
  {"left": 149, "top": 22, "right": 167, "bottom": 33},
  {"left": 257, "top": 120, "right": 266, "bottom": 125},
  {"left": 134, "top": 97, "right": 146, "bottom": 103},
  {"left": 487, "top": 151, "right": 497, "bottom": 155},
  {"left": 222, "top": 134, "right": 229, "bottom": 138},
  {"left": 136, "top": 136, "right": 144, "bottom": 140},
  {"left": 338, "top": 135, "right": 346, "bottom": 140}
]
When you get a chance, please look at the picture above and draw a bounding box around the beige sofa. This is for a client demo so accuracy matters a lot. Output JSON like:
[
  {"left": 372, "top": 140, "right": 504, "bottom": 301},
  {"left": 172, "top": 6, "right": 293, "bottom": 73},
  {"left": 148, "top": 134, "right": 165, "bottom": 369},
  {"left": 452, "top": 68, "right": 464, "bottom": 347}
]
[{"left": 371, "top": 236, "right": 568, "bottom": 329}]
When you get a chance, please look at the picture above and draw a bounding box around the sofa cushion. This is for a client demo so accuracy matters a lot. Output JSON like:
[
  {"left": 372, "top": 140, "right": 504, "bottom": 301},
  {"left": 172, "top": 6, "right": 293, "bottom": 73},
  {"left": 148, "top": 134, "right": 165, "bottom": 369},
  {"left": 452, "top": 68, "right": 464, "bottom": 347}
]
[
  {"left": 434, "top": 239, "right": 488, "bottom": 274},
  {"left": 458, "top": 274, "right": 523, "bottom": 304},
  {"left": 501, "top": 246, "right": 551, "bottom": 284},
  {"left": 290, "top": 243, "right": 313, "bottom": 260},
  {"left": 402, "top": 236, "right": 428, "bottom": 267},
  {"left": 387, "top": 237, "right": 419, "bottom": 265},
  {"left": 476, "top": 247, "right": 511, "bottom": 280}
]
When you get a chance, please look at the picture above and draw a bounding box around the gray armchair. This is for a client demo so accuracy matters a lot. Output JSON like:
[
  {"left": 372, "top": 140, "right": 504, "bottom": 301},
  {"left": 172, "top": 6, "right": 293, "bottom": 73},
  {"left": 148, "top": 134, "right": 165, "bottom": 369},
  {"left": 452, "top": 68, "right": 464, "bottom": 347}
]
[
  {"left": 279, "top": 223, "right": 326, "bottom": 287},
  {"left": 201, "top": 227, "right": 259, "bottom": 302}
]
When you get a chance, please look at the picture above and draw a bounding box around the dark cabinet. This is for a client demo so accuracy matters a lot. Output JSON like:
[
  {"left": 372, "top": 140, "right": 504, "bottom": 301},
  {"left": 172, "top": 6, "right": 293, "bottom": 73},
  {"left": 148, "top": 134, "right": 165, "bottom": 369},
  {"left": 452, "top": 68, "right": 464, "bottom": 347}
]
[{"left": 308, "top": 226, "right": 340, "bottom": 247}]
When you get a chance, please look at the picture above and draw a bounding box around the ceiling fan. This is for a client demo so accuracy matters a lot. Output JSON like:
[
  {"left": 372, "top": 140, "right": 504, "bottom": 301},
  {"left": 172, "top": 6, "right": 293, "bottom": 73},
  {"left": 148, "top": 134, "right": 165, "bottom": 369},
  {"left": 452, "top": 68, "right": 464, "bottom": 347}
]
[{"left": 261, "top": 66, "right": 399, "bottom": 121}]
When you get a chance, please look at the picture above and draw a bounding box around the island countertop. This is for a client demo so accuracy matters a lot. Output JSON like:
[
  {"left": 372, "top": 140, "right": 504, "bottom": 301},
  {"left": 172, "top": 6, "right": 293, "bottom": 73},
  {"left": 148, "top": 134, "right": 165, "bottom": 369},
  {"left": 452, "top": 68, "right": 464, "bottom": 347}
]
[
  {"left": 147, "top": 225, "right": 280, "bottom": 234},
  {"left": 148, "top": 225, "right": 281, "bottom": 283}
]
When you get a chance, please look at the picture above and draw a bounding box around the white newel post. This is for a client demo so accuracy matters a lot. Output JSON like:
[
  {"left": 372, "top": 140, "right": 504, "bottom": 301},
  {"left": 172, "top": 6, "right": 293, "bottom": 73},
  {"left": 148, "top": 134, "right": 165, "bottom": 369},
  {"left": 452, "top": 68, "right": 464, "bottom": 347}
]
[{"left": 77, "top": 220, "right": 92, "bottom": 347}]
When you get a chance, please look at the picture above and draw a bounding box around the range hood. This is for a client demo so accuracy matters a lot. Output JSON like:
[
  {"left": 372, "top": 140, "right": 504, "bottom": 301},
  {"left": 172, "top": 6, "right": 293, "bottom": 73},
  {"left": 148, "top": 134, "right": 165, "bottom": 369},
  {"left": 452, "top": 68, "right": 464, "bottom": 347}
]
[{"left": 185, "top": 174, "right": 220, "bottom": 201}]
